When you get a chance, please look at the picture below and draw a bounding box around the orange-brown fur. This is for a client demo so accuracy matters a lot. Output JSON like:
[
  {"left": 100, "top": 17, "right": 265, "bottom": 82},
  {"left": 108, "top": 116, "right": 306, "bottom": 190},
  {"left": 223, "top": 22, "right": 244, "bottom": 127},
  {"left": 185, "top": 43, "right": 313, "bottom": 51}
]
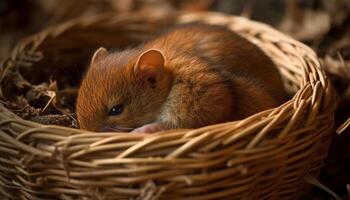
[{"left": 76, "top": 24, "right": 286, "bottom": 132}]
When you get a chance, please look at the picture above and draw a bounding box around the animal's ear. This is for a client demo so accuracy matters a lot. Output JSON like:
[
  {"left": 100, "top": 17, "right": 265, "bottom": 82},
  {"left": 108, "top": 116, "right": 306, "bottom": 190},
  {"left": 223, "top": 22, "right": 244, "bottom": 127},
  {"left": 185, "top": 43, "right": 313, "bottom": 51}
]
[
  {"left": 134, "top": 49, "right": 165, "bottom": 88},
  {"left": 91, "top": 47, "right": 108, "bottom": 64}
]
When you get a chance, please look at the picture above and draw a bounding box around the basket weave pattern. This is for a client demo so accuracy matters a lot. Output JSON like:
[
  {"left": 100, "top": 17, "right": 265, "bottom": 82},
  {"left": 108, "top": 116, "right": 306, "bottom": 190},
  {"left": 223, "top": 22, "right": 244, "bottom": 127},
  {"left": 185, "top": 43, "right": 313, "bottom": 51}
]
[{"left": 0, "top": 12, "right": 336, "bottom": 199}]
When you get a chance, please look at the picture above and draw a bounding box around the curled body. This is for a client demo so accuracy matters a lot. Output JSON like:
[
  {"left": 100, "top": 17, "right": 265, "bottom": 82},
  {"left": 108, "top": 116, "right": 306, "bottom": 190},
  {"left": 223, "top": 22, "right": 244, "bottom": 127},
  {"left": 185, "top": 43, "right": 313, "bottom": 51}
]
[{"left": 76, "top": 24, "right": 286, "bottom": 133}]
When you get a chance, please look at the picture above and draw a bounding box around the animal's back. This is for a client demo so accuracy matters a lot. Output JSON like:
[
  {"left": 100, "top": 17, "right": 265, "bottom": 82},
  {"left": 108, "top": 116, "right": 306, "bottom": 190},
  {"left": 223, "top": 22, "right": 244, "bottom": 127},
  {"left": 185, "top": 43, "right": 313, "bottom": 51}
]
[{"left": 145, "top": 24, "right": 286, "bottom": 120}]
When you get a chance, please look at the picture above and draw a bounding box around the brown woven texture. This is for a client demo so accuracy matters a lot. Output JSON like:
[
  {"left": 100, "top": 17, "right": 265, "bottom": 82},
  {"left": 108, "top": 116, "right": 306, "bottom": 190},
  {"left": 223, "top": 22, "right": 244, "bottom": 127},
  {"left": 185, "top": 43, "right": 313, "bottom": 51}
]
[{"left": 0, "top": 12, "right": 337, "bottom": 199}]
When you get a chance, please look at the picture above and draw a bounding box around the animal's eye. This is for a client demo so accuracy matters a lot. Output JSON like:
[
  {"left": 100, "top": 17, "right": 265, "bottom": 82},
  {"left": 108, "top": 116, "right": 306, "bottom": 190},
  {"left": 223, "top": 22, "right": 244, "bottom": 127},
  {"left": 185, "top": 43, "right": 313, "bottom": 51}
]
[{"left": 108, "top": 104, "right": 124, "bottom": 116}]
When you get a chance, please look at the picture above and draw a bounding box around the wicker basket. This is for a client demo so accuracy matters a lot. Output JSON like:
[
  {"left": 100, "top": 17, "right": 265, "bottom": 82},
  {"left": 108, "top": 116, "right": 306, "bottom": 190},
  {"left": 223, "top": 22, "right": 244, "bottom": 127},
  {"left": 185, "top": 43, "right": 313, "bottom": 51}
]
[{"left": 0, "top": 12, "right": 337, "bottom": 199}]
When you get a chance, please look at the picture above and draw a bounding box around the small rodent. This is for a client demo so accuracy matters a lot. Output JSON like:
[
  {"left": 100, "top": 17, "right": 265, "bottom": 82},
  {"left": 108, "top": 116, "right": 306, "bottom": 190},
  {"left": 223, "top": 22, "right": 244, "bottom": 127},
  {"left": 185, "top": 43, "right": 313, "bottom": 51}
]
[{"left": 76, "top": 24, "right": 287, "bottom": 133}]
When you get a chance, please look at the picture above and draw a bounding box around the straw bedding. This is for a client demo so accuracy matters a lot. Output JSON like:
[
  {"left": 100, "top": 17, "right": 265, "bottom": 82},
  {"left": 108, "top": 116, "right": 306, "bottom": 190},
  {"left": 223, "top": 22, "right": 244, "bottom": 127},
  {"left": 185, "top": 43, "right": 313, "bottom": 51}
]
[{"left": 0, "top": 12, "right": 337, "bottom": 199}]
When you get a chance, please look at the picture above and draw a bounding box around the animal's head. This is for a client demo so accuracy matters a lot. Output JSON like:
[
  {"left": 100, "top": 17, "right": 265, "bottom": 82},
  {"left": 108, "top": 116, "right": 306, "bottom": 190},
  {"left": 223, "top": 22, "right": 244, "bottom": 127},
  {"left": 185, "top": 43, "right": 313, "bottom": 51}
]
[{"left": 76, "top": 47, "right": 173, "bottom": 131}]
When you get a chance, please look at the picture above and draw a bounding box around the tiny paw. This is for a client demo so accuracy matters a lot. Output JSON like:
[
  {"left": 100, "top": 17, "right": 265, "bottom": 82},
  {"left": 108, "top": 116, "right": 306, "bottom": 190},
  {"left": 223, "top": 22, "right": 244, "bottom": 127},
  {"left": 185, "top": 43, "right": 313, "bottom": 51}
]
[{"left": 132, "top": 123, "right": 167, "bottom": 133}]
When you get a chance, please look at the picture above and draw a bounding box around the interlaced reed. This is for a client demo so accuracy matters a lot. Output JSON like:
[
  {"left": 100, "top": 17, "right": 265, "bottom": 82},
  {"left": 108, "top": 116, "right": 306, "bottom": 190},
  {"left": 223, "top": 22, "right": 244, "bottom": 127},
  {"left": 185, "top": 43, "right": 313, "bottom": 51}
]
[{"left": 0, "top": 12, "right": 337, "bottom": 199}]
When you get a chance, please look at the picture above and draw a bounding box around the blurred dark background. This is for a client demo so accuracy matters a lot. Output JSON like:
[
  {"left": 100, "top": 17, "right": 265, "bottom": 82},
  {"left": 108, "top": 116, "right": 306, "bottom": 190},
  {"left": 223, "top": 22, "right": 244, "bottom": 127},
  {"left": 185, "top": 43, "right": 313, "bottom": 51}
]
[{"left": 1, "top": 0, "right": 349, "bottom": 199}]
